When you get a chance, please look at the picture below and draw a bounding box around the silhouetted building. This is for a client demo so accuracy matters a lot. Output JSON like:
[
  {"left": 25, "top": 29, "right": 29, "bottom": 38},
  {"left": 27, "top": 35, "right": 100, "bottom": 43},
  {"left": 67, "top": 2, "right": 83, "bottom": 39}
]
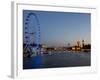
[{"left": 82, "top": 40, "right": 85, "bottom": 48}]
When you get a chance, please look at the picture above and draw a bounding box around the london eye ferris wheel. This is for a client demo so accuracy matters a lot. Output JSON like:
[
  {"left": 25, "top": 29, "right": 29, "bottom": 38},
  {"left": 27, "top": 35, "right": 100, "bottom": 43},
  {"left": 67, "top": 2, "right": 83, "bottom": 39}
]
[{"left": 23, "top": 11, "right": 41, "bottom": 56}]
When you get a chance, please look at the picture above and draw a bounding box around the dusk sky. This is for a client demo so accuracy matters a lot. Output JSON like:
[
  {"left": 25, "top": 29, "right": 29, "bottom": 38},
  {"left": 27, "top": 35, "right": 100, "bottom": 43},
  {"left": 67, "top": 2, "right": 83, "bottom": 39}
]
[{"left": 23, "top": 10, "right": 91, "bottom": 47}]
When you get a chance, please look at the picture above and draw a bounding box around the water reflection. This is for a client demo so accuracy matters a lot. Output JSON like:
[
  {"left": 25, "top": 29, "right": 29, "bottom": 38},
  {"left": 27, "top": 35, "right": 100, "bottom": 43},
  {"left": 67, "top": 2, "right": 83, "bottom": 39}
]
[{"left": 23, "top": 52, "right": 90, "bottom": 69}]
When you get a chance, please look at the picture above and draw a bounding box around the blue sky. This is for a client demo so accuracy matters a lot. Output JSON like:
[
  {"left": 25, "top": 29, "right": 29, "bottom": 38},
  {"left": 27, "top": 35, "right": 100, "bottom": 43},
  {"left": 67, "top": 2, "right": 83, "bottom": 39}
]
[{"left": 23, "top": 10, "right": 91, "bottom": 47}]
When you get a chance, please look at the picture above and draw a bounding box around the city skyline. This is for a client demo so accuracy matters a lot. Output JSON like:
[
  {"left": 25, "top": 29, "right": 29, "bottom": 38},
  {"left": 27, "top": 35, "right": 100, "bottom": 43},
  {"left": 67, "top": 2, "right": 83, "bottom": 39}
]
[{"left": 23, "top": 10, "right": 91, "bottom": 47}]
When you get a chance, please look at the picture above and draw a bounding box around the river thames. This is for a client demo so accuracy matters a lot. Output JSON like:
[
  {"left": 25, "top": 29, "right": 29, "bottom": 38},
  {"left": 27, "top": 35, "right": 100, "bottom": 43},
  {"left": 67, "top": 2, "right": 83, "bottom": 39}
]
[{"left": 23, "top": 51, "right": 90, "bottom": 69}]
